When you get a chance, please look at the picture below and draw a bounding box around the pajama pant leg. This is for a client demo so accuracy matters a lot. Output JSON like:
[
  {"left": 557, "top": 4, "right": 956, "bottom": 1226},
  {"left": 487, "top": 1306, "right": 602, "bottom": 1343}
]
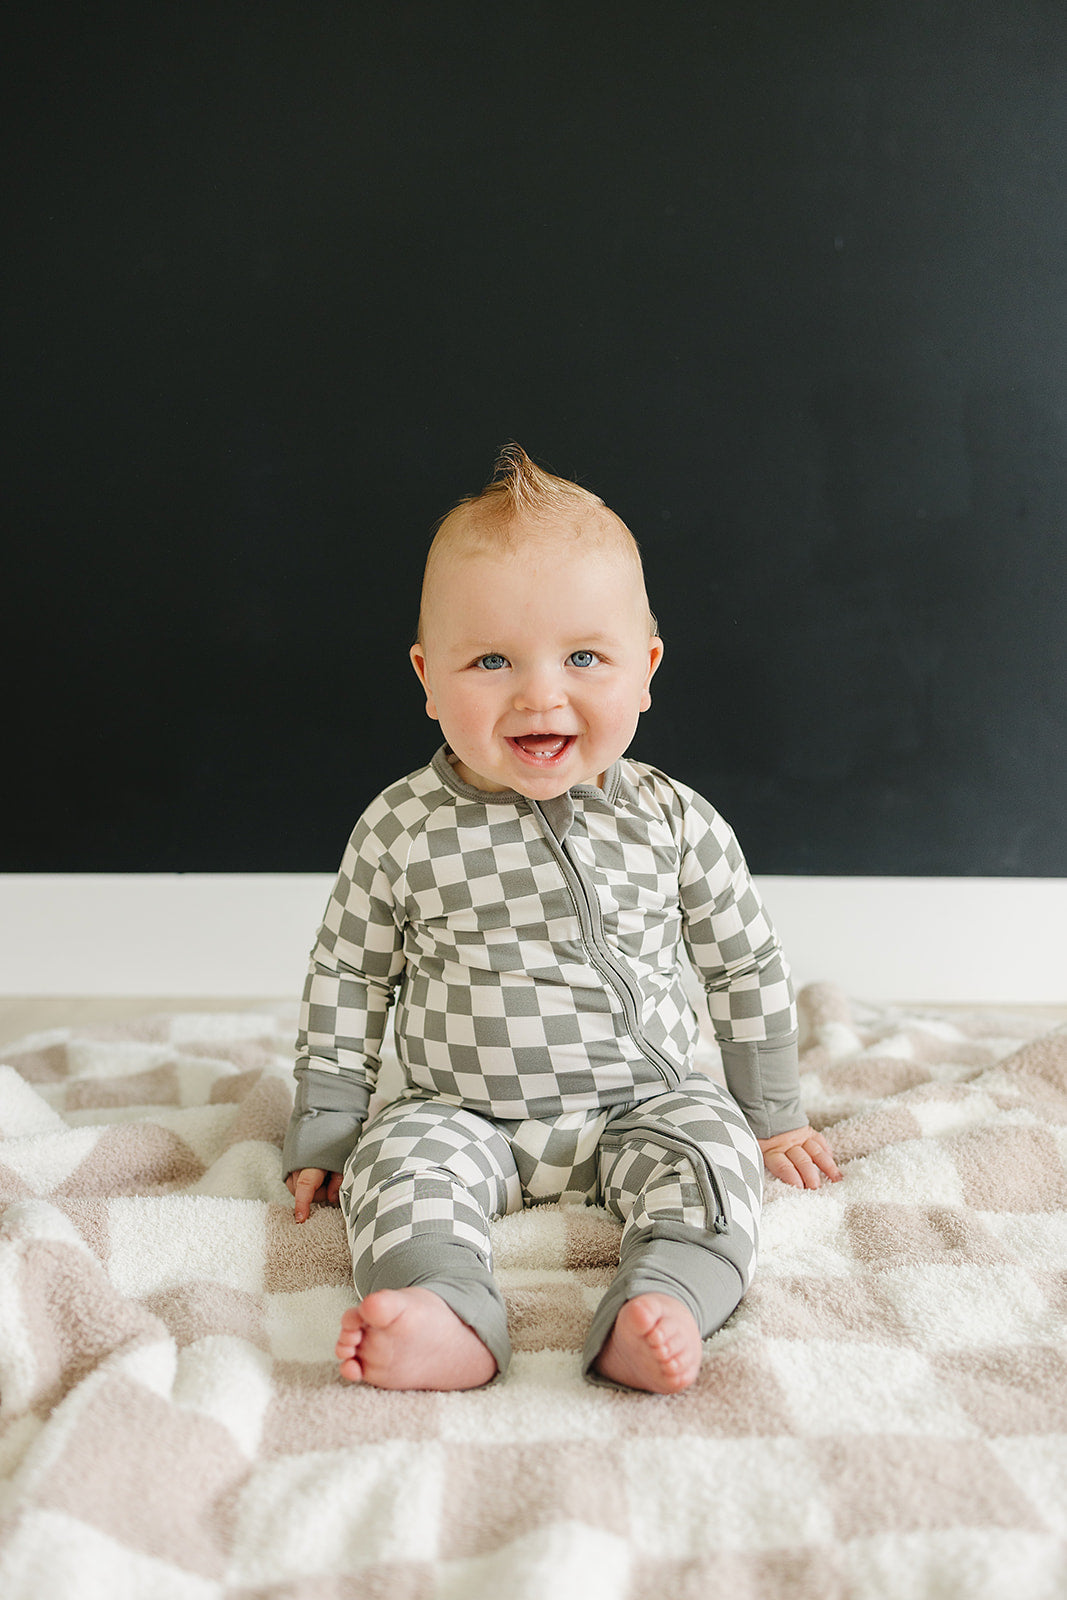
[
  {"left": 582, "top": 1075, "right": 764, "bottom": 1380},
  {"left": 339, "top": 1097, "right": 524, "bottom": 1376}
]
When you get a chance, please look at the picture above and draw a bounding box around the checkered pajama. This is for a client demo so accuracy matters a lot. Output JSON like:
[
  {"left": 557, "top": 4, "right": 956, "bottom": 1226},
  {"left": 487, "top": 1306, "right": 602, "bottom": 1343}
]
[
  {"left": 339, "top": 1075, "right": 764, "bottom": 1362},
  {"left": 293, "top": 751, "right": 802, "bottom": 1147},
  {"left": 597, "top": 1081, "right": 764, "bottom": 1281}
]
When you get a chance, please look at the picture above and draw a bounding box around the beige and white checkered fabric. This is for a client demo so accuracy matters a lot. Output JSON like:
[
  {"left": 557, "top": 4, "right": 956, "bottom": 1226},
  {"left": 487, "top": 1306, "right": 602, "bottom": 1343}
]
[{"left": 3, "top": 989, "right": 1066, "bottom": 1598}]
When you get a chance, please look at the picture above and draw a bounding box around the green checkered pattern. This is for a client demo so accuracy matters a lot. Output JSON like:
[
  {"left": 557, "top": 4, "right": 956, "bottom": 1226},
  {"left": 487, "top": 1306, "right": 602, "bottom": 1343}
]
[{"left": 283, "top": 748, "right": 801, "bottom": 1178}]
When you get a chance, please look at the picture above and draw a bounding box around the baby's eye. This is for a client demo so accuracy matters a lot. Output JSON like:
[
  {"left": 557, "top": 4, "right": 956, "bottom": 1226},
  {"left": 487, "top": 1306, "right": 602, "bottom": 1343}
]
[
  {"left": 477, "top": 653, "right": 508, "bottom": 671},
  {"left": 568, "top": 650, "right": 599, "bottom": 668}
]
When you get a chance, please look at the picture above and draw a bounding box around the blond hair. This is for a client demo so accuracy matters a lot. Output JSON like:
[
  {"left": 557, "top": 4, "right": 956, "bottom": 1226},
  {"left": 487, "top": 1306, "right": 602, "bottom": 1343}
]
[
  {"left": 450, "top": 441, "right": 607, "bottom": 525},
  {"left": 418, "top": 444, "right": 655, "bottom": 639}
]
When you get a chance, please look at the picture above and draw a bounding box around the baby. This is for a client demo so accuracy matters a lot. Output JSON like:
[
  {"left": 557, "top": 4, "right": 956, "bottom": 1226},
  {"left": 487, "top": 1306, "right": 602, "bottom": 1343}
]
[{"left": 283, "top": 445, "right": 839, "bottom": 1394}]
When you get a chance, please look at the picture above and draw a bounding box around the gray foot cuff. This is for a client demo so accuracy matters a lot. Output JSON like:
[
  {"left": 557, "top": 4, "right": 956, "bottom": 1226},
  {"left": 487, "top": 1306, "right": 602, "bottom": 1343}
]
[
  {"left": 581, "top": 1227, "right": 744, "bottom": 1385},
  {"left": 360, "top": 1237, "right": 512, "bottom": 1380}
]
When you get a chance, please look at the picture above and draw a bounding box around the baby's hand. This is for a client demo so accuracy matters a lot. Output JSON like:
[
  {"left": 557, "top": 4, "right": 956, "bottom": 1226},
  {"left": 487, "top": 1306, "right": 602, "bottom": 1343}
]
[
  {"left": 758, "top": 1126, "right": 841, "bottom": 1190},
  {"left": 286, "top": 1167, "right": 343, "bottom": 1223}
]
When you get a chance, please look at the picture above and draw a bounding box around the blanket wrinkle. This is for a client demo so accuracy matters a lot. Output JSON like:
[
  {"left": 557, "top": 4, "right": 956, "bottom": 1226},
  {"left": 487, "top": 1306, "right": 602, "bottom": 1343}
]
[
  {"left": 0, "top": 1202, "right": 164, "bottom": 1418},
  {"left": 1, "top": 987, "right": 1066, "bottom": 1599}
]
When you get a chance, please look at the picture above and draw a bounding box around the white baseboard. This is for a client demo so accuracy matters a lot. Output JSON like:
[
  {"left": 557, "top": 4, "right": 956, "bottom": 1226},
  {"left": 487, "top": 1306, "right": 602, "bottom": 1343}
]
[
  {"left": 0, "top": 875, "right": 333, "bottom": 999},
  {"left": 0, "top": 873, "right": 1064, "bottom": 1004},
  {"left": 756, "top": 875, "right": 1065, "bottom": 1005}
]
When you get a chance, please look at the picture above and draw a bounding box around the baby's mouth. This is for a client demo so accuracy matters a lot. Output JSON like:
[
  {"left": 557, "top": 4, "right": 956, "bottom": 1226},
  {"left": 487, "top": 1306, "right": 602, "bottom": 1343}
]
[{"left": 508, "top": 734, "right": 575, "bottom": 761}]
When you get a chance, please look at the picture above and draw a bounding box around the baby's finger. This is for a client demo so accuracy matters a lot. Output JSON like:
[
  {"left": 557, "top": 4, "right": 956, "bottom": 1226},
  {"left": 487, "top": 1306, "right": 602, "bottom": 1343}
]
[
  {"left": 787, "top": 1144, "right": 824, "bottom": 1189},
  {"left": 292, "top": 1171, "right": 321, "bottom": 1223},
  {"left": 765, "top": 1149, "right": 803, "bottom": 1188},
  {"left": 326, "top": 1171, "right": 344, "bottom": 1205},
  {"left": 809, "top": 1138, "right": 842, "bottom": 1182}
]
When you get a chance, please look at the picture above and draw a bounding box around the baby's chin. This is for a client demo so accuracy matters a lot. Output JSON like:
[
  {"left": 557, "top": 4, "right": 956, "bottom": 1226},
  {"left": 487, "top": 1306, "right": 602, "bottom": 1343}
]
[
  {"left": 452, "top": 762, "right": 602, "bottom": 800},
  {"left": 506, "top": 764, "right": 609, "bottom": 800}
]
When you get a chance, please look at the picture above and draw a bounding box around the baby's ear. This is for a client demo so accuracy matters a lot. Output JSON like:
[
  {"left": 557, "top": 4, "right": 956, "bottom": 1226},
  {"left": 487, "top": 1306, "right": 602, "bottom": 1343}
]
[
  {"left": 409, "top": 644, "right": 439, "bottom": 720},
  {"left": 641, "top": 636, "right": 665, "bottom": 710}
]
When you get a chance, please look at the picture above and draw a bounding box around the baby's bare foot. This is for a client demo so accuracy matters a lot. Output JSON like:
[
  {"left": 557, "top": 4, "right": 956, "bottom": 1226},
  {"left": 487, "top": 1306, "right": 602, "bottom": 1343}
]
[
  {"left": 593, "top": 1292, "right": 703, "bottom": 1393},
  {"left": 336, "top": 1287, "right": 498, "bottom": 1390}
]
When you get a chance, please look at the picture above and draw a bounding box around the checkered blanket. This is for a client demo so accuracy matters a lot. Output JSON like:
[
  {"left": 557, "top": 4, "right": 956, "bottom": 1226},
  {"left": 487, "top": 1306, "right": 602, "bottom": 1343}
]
[{"left": 1, "top": 986, "right": 1065, "bottom": 1598}]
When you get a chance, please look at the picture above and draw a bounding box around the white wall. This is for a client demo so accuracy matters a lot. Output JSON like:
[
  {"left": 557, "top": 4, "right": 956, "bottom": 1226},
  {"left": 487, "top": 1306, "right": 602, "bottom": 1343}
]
[{"left": 0, "top": 873, "right": 1064, "bottom": 1004}]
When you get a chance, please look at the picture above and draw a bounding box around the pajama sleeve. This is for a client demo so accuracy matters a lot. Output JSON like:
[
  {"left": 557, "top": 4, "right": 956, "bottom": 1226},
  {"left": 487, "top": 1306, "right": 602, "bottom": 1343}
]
[
  {"left": 281, "top": 804, "right": 408, "bottom": 1176},
  {"left": 673, "top": 784, "right": 804, "bottom": 1139}
]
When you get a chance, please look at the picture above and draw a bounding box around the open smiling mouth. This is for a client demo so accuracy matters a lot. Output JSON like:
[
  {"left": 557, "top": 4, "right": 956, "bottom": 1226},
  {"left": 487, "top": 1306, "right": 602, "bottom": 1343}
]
[{"left": 506, "top": 734, "right": 576, "bottom": 762}]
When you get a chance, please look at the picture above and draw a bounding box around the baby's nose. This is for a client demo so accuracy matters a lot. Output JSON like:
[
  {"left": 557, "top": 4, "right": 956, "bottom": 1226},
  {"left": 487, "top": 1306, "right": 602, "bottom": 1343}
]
[{"left": 513, "top": 665, "right": 566, "bottom": 711}]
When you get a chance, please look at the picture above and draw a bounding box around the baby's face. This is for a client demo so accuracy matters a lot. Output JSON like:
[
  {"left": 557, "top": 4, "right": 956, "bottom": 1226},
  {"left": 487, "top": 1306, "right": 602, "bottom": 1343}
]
[{"left": 410, "top": 534, "right": 663, "bottom": 800}]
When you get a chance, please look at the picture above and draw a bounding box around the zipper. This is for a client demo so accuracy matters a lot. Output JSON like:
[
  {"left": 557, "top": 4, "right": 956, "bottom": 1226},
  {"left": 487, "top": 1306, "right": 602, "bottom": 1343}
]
[
  {"left": 636, "top": 1129, "right": 731, "bottom": 1233},
  {"left": 531, "top": 800, "right": 680, "bottom": 1089},
  {"left": 598, "top": 1124, "right": 730, "bottom": 1233}
]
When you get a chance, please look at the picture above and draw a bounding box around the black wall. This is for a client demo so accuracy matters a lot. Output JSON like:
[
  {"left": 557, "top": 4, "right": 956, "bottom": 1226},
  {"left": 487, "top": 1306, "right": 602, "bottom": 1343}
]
[{"left": 5, "top": 2, "right": 1066, "bottom": 874}]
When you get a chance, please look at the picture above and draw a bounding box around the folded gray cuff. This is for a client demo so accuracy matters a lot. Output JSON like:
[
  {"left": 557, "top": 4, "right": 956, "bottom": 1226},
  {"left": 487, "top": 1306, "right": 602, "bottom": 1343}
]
[
  {"left": 719, "top": 1031, "right": 804, "bottom": 1138},
  {"left": 282, "top": 1109, "right": 368, "bottom": 1177},
  {"left": 282, "top": 1066, "right": 373, "bottom": 1176},
  {"left": 361, "top": 1237, "right": 511, "bottom": 1381},
  {"left": 581, "top": 1229, "right": 744, "bottom": 1387}
]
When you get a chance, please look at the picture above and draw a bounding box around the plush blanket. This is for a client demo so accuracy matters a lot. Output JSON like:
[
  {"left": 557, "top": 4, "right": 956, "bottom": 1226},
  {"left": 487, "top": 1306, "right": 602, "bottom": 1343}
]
[{"left": 0, "top": 985, "right": 1065, "bottom": 1599}]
